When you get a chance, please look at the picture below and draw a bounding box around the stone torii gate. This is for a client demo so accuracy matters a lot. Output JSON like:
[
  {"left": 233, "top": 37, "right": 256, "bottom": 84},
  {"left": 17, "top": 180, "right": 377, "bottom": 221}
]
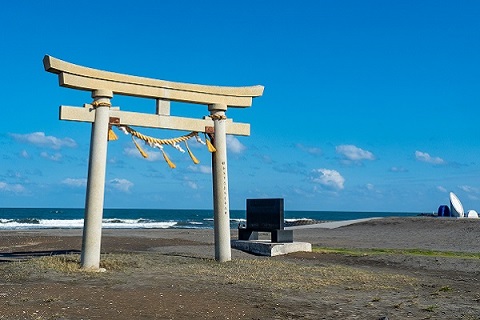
[{"left": 43, "top": 55, "right": 263, "bottom": 269}]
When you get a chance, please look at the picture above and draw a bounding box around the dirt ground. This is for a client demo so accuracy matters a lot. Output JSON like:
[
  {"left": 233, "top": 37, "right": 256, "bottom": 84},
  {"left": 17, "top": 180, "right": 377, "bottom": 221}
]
[{"left": 1, "top": 217, "right": 480, "bottom": 319}]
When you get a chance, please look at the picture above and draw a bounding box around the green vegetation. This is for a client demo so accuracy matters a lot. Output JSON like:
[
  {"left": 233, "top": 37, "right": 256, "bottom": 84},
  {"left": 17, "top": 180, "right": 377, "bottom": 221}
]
[
  {"left": 313, "top": 247, "right": 480, "bottom": 259},
  {"left": 438, "top": 286, "right": 452, "bottom": 292},
  {"left": 422, "top": 304, "right": 438, "bottom": 312}
]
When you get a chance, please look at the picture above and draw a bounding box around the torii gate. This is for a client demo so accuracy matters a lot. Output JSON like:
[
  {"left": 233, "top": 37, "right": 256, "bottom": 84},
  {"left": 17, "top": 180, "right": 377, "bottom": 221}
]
[{"left": 43, "top": 55, "right": 263, "bottom": 269}]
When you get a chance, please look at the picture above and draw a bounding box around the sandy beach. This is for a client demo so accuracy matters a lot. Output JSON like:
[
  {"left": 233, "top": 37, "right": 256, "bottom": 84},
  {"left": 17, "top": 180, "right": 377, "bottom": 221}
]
[{"left": 1, "top": 217, "right": 480, "bottom": 319}]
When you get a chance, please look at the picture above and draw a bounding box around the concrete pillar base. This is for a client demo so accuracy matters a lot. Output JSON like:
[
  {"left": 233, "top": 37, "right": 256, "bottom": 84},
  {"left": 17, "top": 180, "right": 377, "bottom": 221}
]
[{"left": 231, "top": 240, "right": 312, "bottom": 257}]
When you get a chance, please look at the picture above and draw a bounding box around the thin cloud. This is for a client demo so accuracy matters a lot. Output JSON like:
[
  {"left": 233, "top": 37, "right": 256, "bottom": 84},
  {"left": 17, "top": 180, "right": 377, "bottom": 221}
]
[
  {"left": 186, "top": 180, "right": 198, "bottom": 190},
  {"left": 124, "top": 147, "right": 164, "bottom": 162},
  {"left": 10, "top": 132, "right": 77, "bottom": 149},
  {"left": 295, "top": 143, "right": 322, "bottom": 156},
  {"left": 109, "top": 178, "right": 134, "bottom": 193},
  {"left": 61, "top": 178, "right": 87, "bottom": 188},
  {"left": 260, "top": 155, "right": 273, "bottom": 164},
  {"left": 227, "top": 135, "right": 246, "bottom": 154},
  {"left": 415, "top": 151, "right": 445, "bottom": 165},
  {"left": 273, "top": 161, "right": 307, "bottom": 175},
  {"left": 311, "top": 168, "right": 345, "bottom": 190},
  {"left": 0, "top": 181, "right": 26, "bottom": 193},
  {"left": 336, "top": 145, "right": 375, "bottom": 162},
  {"left": 458, "top": 185, "right": 479, "bottom": 194},
  {"left": 437, "top": 186, "right": 448, "bottom": 193},
  {"left": 40, "top": 151, "right": 62, "bottom": 161},
  {"left": 188, "top": 165, "right": 212, "bottom": 174},
  {"left": 459, "top": 185, "right": 480, "bottom": 201},
  {"left": 20, "top": 150, "right": 30, "bottom": 159},
  {"left": 390, "top": 166, "right": 408, "bottom": 173}
]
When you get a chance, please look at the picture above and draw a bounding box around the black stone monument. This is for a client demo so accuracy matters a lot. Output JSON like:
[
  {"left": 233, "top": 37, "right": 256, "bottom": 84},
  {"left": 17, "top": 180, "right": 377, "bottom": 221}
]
[{"left": 238, "top": 198, "right": 293, "bottom": 243}]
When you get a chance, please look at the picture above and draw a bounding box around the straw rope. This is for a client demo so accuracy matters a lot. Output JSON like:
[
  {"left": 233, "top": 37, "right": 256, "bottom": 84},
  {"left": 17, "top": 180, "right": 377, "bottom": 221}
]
[
  {"left": 91, "top": 101, "right": 112, "bottom": 107},
  {"left": 120, "top": 125, "right": 198, "bottom": 145},
  {"left": 209, "top": 114, "right": 227, "bottom": 120}
]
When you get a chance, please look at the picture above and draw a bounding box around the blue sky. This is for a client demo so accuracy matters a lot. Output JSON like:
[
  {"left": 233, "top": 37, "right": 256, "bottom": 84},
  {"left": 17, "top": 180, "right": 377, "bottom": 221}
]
[{"left": 0, "top": 1, "right": 479, "bottom": 212}]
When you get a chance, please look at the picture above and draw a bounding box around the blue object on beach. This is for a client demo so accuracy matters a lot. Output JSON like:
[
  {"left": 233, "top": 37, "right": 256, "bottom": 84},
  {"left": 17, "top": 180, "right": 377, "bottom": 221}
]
[{"left": 437, "top": 205, "right": 450, "bottom": 217}]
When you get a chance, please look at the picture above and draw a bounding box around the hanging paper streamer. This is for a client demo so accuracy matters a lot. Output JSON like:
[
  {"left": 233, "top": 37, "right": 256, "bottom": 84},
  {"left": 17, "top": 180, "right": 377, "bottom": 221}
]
[
  {"left": 172, "top": 142, "right": 185, "bottom": 153},
  {"left": 196, "top": 135, "right": 206, "bottom": 145},
  {"left": 118, "top": 126, "right": 129, "bottom": 135}
]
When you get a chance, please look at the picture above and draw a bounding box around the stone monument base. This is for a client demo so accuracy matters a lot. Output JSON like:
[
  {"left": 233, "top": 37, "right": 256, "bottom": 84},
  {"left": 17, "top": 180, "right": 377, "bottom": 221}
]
[{"left": 231, "top": 240, "right": 312, "bottom": 257}]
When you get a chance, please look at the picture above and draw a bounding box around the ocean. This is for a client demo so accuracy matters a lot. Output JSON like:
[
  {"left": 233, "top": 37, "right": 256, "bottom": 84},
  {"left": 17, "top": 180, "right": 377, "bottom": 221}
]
[{"left": 0, "top": 208, "right": 420, "bottom": 230}]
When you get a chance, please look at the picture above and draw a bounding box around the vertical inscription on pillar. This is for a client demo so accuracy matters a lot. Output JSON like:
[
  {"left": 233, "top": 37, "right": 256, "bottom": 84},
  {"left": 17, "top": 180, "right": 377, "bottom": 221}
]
[{"left": 222, "top": 161, "right": 228, "bottom": 215}]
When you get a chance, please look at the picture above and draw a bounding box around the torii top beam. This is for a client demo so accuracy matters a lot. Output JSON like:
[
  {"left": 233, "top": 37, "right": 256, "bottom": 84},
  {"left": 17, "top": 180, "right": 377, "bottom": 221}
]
[{"left": 43, "top": 55, "right": 264, "bottom": 107}]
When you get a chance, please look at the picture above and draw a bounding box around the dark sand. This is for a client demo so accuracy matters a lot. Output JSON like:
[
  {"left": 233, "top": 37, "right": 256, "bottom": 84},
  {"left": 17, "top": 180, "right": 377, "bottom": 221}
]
[{"left": 1, "top": 217, "right": 480, "bottom": 319}]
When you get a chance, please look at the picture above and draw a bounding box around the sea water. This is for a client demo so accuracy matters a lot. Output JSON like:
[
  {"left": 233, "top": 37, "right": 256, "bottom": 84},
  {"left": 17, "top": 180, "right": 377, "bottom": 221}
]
[{"left": 0, "top": 208, "right": 419, "bottom": 230}]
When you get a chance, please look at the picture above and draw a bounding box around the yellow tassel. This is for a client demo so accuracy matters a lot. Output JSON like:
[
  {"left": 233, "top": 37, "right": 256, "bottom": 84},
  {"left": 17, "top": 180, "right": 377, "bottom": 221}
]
[
  {"left": 132, "top": 136, "right": 148, "bottom": 158},
  {"left": 205, "top": 134, "right": 216, "bottom": 153},
  {"left": 185, "top": 141, "right": 200, "bottom": 164},
  {"left": 108, "top": 126, "right": 118, "bottom": 141},
  {"left": 161, "top": 149, "right": 176, "bottom": 168}
]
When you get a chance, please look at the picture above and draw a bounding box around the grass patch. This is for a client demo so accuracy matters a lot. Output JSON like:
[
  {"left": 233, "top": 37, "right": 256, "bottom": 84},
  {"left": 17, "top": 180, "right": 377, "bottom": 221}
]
[
  {"left": 422, "top": 304, "right": 438, "bottom": 312},
  {"left": 313, "top": 247, "right": 480, "bottom": 259},
  {"left": 0, "top": 253, "right": 147, "bottom": 278},
  {"left": 183, "top": 258, "right": 417, "bottom": 291},
  {"left": 438, "top": 286, "right": 452, "bottom": 292},
  {"left": 1, "top": 253, "right": 417, "bottom": 293}
]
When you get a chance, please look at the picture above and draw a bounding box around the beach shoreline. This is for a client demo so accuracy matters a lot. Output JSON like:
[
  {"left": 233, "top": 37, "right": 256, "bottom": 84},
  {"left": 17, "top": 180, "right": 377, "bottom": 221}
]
[{"left": 1, "top": 216, "right": 479, "bottom": 319}]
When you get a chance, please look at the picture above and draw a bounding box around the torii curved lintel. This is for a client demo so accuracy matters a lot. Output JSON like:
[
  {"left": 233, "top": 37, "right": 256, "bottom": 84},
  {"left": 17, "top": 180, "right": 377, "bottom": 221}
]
[{"left": 43, "top": 55, "right": 264, "bottom": 107}]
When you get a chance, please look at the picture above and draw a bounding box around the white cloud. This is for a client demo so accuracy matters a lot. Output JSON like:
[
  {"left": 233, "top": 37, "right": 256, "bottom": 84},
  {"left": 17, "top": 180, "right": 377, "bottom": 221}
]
[
  {"left": 20, "top": 150, "right": 30, "bottom": 159},
  {"left": 10, "top": 132, "right": 76, "bottom": 149},
  {"left": 415, "top": 151, "right": 445, "bottom": 165},
  {"left": 109, "top": 178, "right": 133, "bottom": 193},
  {"left": 227, "top": 135, "right": 246, "bottom": 154},
  {"left": 188, "top": 165, "right": 212, "bottom": 174},
  {"left": 458, "top": 185, "right": 479, "bottom": 194},
  {"left": 186, "top": 181, "right": 198, "bottom": 190},
  {"left": 61, "top": 178, "right": 87, "bottom": 188},
  {"left": 437, "top": 186, "right": 448, "bottom": 193},
  {"left": 124, "top": 147, "right": 164, "bottom": 162},
  {"left": 40, "top": 151, "right": 62, "bottom": 161},
  {"left": 0, "top": 182, "right": 26, "bottom": 193},
  {"left": 311, "top": 168, "right": 345, "bottom": 190},
  {"left": 390, "top": 166, "right": 408, "bottom": 173},
  {"left": 336, "top": 145, "right": 375, "bottom": 161}
]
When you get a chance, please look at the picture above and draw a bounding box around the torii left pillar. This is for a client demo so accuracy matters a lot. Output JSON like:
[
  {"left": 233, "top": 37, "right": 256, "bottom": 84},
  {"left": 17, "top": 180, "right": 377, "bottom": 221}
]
[{"left": 80, "top": 89, "right": 112, "bottom": 269}]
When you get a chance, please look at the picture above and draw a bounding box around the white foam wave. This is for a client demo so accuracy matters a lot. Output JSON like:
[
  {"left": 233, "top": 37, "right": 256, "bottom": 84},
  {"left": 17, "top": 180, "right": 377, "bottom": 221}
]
[
  {"left": 0, "top": 218, "right": 177, "bottom": 230},
  {"left": 285, "top": 218, "right": 314, "bottom": 222},
  {"left": 203, "top": 218, "right": 246, "bottom": 222}
]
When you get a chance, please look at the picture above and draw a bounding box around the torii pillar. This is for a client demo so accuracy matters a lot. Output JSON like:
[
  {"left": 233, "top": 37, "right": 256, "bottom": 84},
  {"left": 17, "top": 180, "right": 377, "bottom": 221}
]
[
  {"left": 209, "top": 105, "right": 230, "bottom": 261},
  {"left": 81, "top": 89, "right": 112, "bottom": 269},
  {"left": 43, "top": 55, "right": 263, "bottom": 268}
]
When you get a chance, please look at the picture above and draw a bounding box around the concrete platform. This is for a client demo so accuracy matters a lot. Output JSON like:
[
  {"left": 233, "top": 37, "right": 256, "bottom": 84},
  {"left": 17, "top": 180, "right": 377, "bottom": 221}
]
[
  {"left": 285, "top": 217, "right": 382, "bottom": 230},
  {"left": 231, "top": 240, "right": 312, "bottom": 257}
]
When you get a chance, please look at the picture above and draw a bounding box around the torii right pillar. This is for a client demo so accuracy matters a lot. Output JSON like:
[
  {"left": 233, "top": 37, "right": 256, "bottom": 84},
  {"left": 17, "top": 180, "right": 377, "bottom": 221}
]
[{"left": 209, "top": 104, "right": 231, "bottom": 262}]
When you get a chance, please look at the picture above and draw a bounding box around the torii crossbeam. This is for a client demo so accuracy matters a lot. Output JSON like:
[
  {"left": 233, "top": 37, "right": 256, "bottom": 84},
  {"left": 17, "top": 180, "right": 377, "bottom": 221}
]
[{"left": 44, "top": 55, "right": 263, "bottom": 269}]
